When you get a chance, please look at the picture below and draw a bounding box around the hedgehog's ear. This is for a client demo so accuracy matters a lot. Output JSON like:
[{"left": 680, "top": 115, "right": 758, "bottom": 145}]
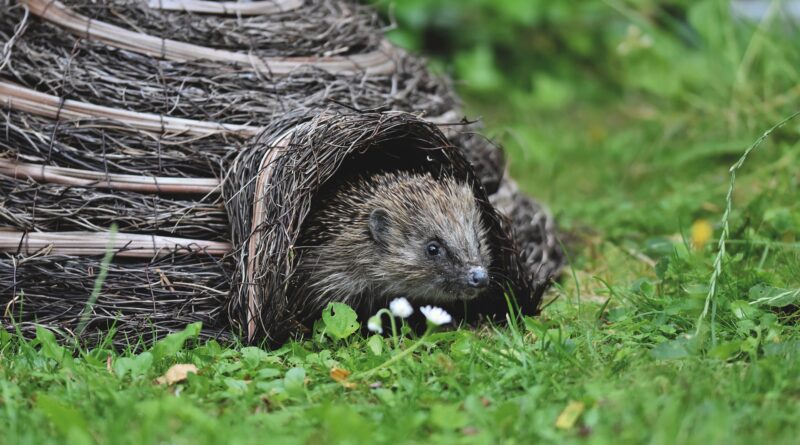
[{"left": 369, "top": 208, "right": 390, "bottom": 246}]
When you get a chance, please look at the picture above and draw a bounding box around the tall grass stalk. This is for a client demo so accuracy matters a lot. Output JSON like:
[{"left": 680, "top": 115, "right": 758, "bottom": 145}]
[
  {"left": 695, "top": 111, "right": 800, "bottom": 344},
  {"left": 76, "top": 224, "right": 118, "bottom": 334}
]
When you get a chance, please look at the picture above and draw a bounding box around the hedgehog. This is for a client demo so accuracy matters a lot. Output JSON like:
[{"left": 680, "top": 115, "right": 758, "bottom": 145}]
[{"left": 291, "top": 171, "right": 493, "bottom": 317}]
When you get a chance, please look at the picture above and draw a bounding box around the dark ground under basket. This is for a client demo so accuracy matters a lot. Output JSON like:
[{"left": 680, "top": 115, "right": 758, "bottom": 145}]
[{"left": 0, "top": 0, "right": 563, "bottom": 347}]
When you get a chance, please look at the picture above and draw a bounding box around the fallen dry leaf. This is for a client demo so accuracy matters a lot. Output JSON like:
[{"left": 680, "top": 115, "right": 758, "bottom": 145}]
[
  {"left": 329, "top": 367, "right": 356, "bottom": 388},
  {"left": 329, "top": 367, "right": 351, "bottom": 382},
  {"left": 555, "top": 401, "right": 585, "bottom": 430},
  {"left": 106, "top": 354, "right": 113, "bottom": 374},
  {"left": 156, "top": 364, "right": 198, "bottom": 385}
]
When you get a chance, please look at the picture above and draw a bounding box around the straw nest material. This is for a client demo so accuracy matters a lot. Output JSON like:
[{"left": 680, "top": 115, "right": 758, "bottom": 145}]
[
  {"left": 1, "top": 252, "right": 233, "bottom": 345},
  {"left": 63, "top": 0, "right": 384, "bottom": 57},
  {"left": 0, "top": 0, "right": 564, "bottom": 347},
  {"left": 0, "top": 0, "right": 456, "bottom": 144},
  {"left": 0, "top": 10, "right": 454, "bottom": 125}
]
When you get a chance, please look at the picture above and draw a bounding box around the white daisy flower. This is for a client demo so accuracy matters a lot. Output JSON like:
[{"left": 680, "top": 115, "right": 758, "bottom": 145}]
[
  {"left": 367, "top": 315, "right": 383, "bottom": 334},
  {"left": 420, "top": 306, "right": 452, "bottom": 326},
  {"left": 389, "top": 297, "right": 414, "bottom": 319}
]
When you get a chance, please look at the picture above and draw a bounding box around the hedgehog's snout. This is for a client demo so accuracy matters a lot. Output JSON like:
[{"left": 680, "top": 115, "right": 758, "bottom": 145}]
[{"left": 466, "top": 266, "right": 489, "bottom": 289}]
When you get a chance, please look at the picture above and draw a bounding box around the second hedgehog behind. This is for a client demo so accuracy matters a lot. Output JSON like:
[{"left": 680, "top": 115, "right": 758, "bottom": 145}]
[{"left": 293, "top": 171, "right": 493, "bottom": 316}]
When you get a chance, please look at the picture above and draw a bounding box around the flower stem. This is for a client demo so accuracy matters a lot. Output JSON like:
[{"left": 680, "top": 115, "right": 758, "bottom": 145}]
[
  {"left": 376, "top": 309, "right": 399, "bottom": 349},
  {"left": 356, "top": 325, "right": 433, "bottom": 379}
]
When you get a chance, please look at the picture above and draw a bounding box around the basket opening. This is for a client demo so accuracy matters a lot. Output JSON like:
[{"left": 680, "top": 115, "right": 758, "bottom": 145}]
[
  {"left": 304, "top": 135, "right": 461, "bottom": 210},
  {"left": 288, "top": 133, "right": 527, "bottom": 331}
]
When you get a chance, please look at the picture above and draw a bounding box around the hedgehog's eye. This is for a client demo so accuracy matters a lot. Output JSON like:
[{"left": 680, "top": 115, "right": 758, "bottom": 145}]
[{"left": 426, "top": 241, "right": 442, "bottom": 257}]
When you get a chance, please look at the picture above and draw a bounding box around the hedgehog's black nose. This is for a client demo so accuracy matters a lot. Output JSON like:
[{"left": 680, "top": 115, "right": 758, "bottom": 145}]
[{"left": 467, "top": 267, "right": 489, "bottom": 288}]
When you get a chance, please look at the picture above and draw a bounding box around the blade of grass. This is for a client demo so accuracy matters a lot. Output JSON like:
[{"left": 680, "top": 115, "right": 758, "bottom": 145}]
[{"left": 76, "top": 224, "right": 118, "bottom": 335}]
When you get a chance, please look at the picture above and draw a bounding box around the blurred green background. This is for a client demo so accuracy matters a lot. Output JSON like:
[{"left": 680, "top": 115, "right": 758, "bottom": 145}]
[
  {"left": 368, "top": 0, "right": 800, "bottom": 306},
  {"left": 373, "top": 0, "right": 800, "bottom": 253},
  {"left": 376, "top": 0, "right": 800, "bottom": 113}
]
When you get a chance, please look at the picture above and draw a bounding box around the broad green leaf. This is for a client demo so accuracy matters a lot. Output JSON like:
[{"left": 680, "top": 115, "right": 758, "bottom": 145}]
[
  {"left": 321, "top": 303, "right": 359, "bottom": 340},
  {"left": 0, "top": 328, "right": 10, "bottom": 347},
  {"left": 151, "top": 322, "right": 202, "bottom": 360},
  {"left": 709, "top": 341, "right": 742, "bottom": 360},
  {"left": 113, "top": 352, "right": 153, "bottom": 379},
  {"left": 256, "top": 368, "right": 281, "bottom": 380},
  {"left": 224, "top": 378, "right": 249, "bottom": 394},
  {"left": 283, "top": 367, "right": 306, "bottom": 398},
  {"left": 367, "top": 335, "right": 383, "bottom": 356},
  {"left": 650, "top": 337, "right": 694, "bottom": 360},
  {"left": 240, "top": 346, "right": 270, "bottom": 368},
  {"left": 35, "top": 327, "right": 71, "bottom": 367},
  {"left": 731, "top": 300, "right": 760, "bottom": 319},
  {"left": 450, "top": 334, "right": 474, "bottom": 357},
  {"left": 748, "top": 284, "right": 800, "bottom": 308}
]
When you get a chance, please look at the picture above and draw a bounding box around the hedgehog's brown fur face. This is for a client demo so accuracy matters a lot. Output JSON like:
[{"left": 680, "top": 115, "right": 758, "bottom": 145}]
[
  {"left": 296, "top": 171, "right": 492, "bottom": 306},
  {"left": 366, "top": 174, "right": 492, "bottom": 302}
]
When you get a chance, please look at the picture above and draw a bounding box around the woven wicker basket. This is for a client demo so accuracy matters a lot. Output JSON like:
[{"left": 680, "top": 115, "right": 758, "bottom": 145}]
[{"left": 0, "top": 0, "right": 563, "bottom": 346}]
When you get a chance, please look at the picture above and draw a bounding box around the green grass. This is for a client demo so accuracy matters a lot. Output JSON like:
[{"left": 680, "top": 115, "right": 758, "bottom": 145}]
[{"left": 3, "top": 1, "right": 800, "bottom": 443}]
